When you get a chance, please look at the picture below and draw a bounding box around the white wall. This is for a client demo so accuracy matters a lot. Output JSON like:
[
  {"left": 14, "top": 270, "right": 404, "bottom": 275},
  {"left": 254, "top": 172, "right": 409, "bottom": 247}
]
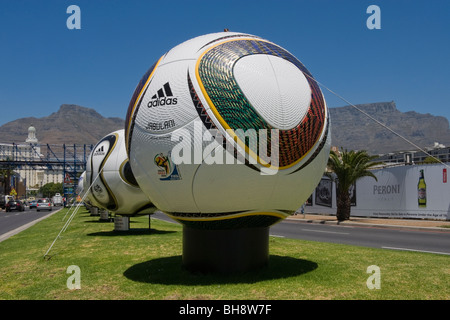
[{"left": 305, "top": 164, "right": 450, "bottom": 220}]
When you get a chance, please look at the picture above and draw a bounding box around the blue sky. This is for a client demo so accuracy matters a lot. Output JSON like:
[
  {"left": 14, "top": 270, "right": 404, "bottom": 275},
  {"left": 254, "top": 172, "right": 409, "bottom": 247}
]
[{"left": 0, "top": 0, "right": 449, "bottom": 127}]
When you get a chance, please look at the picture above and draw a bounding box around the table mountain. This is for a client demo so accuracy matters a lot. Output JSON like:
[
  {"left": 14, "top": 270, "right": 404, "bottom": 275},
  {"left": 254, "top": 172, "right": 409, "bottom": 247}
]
[
  {"left": 329, "top": 101, "right": 450, "bottom": 154},
  {"left": 0, "top": 104, "right": 124, "bottom": 146}
]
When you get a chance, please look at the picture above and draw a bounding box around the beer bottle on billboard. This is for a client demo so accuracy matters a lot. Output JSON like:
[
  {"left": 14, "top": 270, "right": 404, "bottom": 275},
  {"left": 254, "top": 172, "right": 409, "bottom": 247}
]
[{"left": 418, "top": 169, "right": 426, "bottom": 207}]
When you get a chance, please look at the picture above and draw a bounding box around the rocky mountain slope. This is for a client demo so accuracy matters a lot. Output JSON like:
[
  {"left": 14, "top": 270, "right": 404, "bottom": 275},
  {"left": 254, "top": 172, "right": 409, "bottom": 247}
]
[
  {"left": 0, "top": 104, "right": 124, "bottom": 146},
  {"left": 329, "top": 101, "right": 450, "bottom": 154},
  {"left": 1, "top": 102, "right": 449, "bottom": 155}
]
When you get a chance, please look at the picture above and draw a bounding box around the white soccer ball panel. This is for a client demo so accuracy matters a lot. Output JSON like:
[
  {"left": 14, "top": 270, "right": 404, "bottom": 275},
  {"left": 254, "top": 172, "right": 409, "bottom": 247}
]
[
  {"left": 133, "top": 61, "right": 198, "bottom": 135},
  {"left": 129, "top": 122, "right": 201, "bottom": 213},
  {"left": 101, "top": 170, "right": 152, "bottom": 214},
  {"left": 192, "top": 157, "right": 277, "bottom": 213},
  {"left": 233, "top": 54, "right": 311, "bottom": 130}
]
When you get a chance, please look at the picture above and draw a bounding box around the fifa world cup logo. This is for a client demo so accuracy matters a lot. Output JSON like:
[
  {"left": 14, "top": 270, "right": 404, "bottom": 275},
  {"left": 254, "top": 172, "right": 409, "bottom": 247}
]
[{"left": 154, "top": 153, "right": 170, "bottom": 176}]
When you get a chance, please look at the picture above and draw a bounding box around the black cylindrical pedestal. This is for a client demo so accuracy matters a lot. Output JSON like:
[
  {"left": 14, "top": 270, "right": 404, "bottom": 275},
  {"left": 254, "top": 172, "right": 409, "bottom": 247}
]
[{"left": 182, "top": 226, "right": 269, "bottom": 273}]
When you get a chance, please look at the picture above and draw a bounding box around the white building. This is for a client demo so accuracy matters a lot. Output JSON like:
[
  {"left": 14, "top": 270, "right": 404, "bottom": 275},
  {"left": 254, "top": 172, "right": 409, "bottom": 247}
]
[
  {"left": 0, "top": 126, "right": 64, "bottom": 194},
  {"left": 376, "top": 145, "right": 450, "bottom": 165}
]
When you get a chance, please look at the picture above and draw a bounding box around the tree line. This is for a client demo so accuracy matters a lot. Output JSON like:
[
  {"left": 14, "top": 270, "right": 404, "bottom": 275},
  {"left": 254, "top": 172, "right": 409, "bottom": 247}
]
[{"left": 37, "top": 182, "right": 64, "bottom": 198}]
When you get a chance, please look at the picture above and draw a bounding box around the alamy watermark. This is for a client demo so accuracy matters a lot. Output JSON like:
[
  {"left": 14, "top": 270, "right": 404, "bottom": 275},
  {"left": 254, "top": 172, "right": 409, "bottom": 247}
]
[
  {"left": 367, "top": 5, "right": 381, "bottom": 30},
  {"left": 66, "top": 5, "right": 81, "bottom": 30},
  {"left": 66, "top": 265, "right": 81, "bottom": 290},
  {"left": 170, "top": 121, "right": 280, "bottom": 175},
  {"left": 65, "top": 5, "right": 381, "bottom": 30},
  {"left": 366, "top": 265, "right": 381, "bottom": 289}
]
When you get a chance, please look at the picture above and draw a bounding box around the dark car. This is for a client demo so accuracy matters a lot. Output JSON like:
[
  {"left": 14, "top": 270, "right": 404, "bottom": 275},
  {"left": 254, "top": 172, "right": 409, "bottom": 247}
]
[
  {"left": 5, "top": 200, "right": 25, "bottom": 212},
  {"left": 29, "top": 200, "right": 38, "bottom": 209},
  {"left": 36, "top": 198, "right": 53, "bottom": 212}
]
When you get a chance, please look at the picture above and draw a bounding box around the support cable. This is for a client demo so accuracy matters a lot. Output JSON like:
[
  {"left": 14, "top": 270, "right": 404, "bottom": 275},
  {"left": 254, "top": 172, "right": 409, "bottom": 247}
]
[
  {"left": 43, "top": 168, "right": 103, "bottom": 259},
  {"left": 304, "top": 73, "right": 450, "bottom": 169}
]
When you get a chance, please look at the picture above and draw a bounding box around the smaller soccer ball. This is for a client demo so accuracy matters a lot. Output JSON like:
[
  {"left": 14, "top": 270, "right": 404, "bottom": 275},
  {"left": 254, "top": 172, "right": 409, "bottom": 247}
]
[
  {"left": 77, "top": 171, "right": 98, "bottom": 211},
  {"left": 76, "top": 171, "right": 86, "bottom": 198},
  {"left": 85, "top": 129, "right": 155, "bottom": 215}
]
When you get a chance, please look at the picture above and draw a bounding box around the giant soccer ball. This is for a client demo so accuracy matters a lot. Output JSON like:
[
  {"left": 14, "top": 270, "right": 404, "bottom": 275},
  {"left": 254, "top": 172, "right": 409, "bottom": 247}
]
[
  {"left": 85, "top": 129, "right": 155, "bottom": 216},
  {"left": 76, "top": 171, "right": 86, "bottom": 199},
  {"left": 125, "top": 32, "right": 330, "bottom": 229}
]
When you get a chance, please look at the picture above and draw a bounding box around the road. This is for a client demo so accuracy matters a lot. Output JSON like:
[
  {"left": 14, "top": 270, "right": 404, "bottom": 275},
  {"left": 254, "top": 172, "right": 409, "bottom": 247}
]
[
  {"left": 0, "top": 205, "right": 61, "bottom": 242},
  {"left": 152, "top": 212, "right": 450, "bottom": 256},
  {"left": 270, "top": 218, "right": 450, "bottom": 255}
]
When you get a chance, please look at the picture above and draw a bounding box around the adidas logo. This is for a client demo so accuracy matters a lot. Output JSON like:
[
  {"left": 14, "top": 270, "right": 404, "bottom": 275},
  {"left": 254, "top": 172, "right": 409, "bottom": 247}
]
[
  {"left": 147, "top": 82, "right": 178, "bottom": 107},
  {"left": 94, "top": 145, "right": 106, "bottom": 156}
]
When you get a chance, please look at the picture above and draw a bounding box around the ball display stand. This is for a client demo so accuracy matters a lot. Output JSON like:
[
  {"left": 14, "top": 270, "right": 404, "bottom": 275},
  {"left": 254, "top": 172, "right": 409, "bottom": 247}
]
[
  {"left": 182, "top": 226, "right": 269, "bottom": 274},
  {"left": 89, "top": 206, "right": 99, "bottom": 216},
  {"left": 114, "top": 215, "right": 130, "bottom": 231},
  {"left": 113, "top": 215, "right": 152, "bottom": 232},
  {"left": 99, "top": 209, "right": 110, "bottom": 222}
]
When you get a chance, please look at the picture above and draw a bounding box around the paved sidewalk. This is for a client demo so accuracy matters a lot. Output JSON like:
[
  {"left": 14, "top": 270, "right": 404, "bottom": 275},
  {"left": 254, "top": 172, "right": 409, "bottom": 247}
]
[{"left": 287, "top": 213, "right": 450, "bottom": 231}]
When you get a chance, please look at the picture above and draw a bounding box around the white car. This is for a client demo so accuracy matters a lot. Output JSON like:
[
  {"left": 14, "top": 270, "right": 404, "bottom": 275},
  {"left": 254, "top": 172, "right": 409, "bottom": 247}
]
[{"left": 36, "top": 198, "right": 53, "bottom": 212}]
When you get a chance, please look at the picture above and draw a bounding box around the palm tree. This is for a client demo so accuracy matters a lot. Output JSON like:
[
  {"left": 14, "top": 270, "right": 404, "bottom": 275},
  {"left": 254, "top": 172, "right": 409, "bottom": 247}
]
[{"left": 326, "top": 148, "right": 382, "bottom": 221}]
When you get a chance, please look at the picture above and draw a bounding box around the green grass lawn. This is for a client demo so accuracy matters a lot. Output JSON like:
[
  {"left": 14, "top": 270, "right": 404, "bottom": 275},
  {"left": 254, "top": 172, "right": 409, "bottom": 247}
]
[{"left": 0, "top": 207, "right": 448, "bottom": 300}]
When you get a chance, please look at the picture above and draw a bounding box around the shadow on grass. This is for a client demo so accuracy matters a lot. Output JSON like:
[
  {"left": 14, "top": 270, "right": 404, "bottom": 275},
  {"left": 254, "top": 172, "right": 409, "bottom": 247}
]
[
  {"left": 123, "top": 255, "right": 317, "bottom": 285},
  {"left": 84, "top": 219, "right": 114, "bottom": 224},
  {"left": 83, "top": 218, "right": 142, "bottom": 223},
  {"left": 84, "top": 218, "right": 153, "bottom": 226},
  {"left": 87, "top": 228, "right": 177, "bottom": 237}
]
